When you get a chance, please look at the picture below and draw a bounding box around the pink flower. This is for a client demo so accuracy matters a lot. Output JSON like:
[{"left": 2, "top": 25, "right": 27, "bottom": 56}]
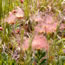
[
  {"left": 15, "top": 7, "right": 24, "bottom": 19},
  {"left": 44, "top": 14, "right": 55, "bottom": 24},
  {"left": 44, "top": 23, "right": 58, "bottom": 33},
  {"left": 34, "top": 23, "right": 46, "bottom": 34},
  {"left": 34, "top": 15, "right": 43, "bottom": 23},
  {"left": 31, "top": 12, "right": 44, "bottom": 23},
  {"left": 5, "top": 7, "right": 24, "bottom": 24},
  {"left": 60, "top": 23, "right": 65, "bottom": 30},
  {"left": 34, "top": 14, "right": 58, "bottom": 34},
  {"left": 32, "top": 34, "right": 49, "bottom": 50},
  {"left": 22, "top": 34, "right": 49, "bottom": 51},
  {"left": 6, "top": 12, "right": 16, "bottom": 24},
  {"left": 22, "top": 38, "right": 29, "bottom": 50}
]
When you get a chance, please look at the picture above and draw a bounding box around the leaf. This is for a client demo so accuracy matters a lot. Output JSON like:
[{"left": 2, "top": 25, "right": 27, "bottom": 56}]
[
  {"left": 40, "top": 59, "right": 47, "bottom": 65},
  {"left": 34, "top": 50, "right": 47, "bottom": 65}
]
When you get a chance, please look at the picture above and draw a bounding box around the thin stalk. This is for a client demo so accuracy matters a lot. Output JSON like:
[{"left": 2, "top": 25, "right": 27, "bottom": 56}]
[{"left": 0, "top": 0, "right": 2, "bottom": 24}]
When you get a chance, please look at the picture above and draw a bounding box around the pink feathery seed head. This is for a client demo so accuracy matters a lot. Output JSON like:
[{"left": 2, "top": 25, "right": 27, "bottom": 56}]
[
  {"left": 60, "top": 23, "right": 65, "bottom": 30},
  {"left": 32, "top": 12, "right": 44, "bottom": 23},
  {"left": 22, "top": 34, "right": 49, "bottom": 51},
  {"left": 34, "top": 14, "right": 58, "bottom": 34},
  {"left": 22, "top": 38, "right": 29, "bottom": 50},
  {"left": 34, "top": 24, "right": 46, "bottom": 34},
  {"left": 45, "top": 23, "right": 58, "bottom": 34},
  {"left": 34, "top": 15, "right": 44, "bottom": 23},
  {"left": 44, "top": 14, "right": 55, "bottom": 24},
  {"left": 34, "top": 22, "right": 58, "bottom": 34},
  {"left": 32, "top": 34, "right": 49, "bottom": 50},
  {"left": 6, "top": 12, "right": 16, "bottom": 24},
  {"left": 15, "top": 7, "right": 24, "bottom": 19}
]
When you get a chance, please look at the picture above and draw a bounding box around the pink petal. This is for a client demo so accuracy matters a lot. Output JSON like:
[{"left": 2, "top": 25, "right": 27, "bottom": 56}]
[
  {"left": 60, "top": 23, "right": 65, "bottom": 30},
  {"left": 32, "top": 34, "right": 49, "bottom": 50},
  {"left": 45, "top": 23, "right": 58, "bottom": 33},
  {"left": 15, "top": 7, "right": 24, "bottom": 19},
  {"left": 22, "top": 38, "right": 29, "bottom": 50},
  {"left": 22, "top": 35, "right": 49, "bottom": 51},
  {"left": 44, "top": 14, "right": 54, "bottom": 24},
  {"left": 34, "top": 14, "right": 58, "bottom": 34},
  {"left": 6, "top": 12, "right": 16, "bottom": 24}
]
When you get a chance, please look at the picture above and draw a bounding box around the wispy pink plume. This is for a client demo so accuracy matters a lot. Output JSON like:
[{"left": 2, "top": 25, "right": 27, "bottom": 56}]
[
  {"left": 34, "top": 14, "right": 58, "bottom": 34},
  {"left": 22, "top": 34, "right": 49, "bottom": 51},
  {"left": 60, "top": 23, "right": 65, "bottom": 30},
  {"left": 5, "top": 7, "right": 24, "bottom": 24},
  {"left": 15, "top": 7, "right": 24, "bottom": 19},
  {"left": 6, "top": 12, "right": 16, "bottom": 24}
]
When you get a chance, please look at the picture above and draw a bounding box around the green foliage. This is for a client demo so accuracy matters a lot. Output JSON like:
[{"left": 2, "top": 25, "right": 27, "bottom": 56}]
[
  {"left": 35, "top": 50, "right": 47, "bottom": 65},
  {"left": 0, "top": 0, "right": 2, "bottom": 20},
  {"left": 23, "top": 0, "right": 31, "bottom": 18},
  {"left": 2, "top": 0, "right": 20, "bottom": 18},
  {"left": 57, "top": 56, "right": 65, "bottom": 65},
  {"left": 23, "top": 0, "right": 38, "bottom": 18},
  {"left": 1, "top": 23, "right": 12, "bottom": 44},
  {"left": 0, "top": 52, "right": 17, "bottom": 65},
  {"left": 48, "top": 33, "right": 65, "bottom": 65}
]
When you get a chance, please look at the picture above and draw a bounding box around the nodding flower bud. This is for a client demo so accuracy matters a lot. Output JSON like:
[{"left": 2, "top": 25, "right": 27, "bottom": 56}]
[
  {"left": 15, "top": 29, "right": 20, "bottom": 34},
  {"left": 0, "top": 27, "right": 3, "bottom": 31},
  {"left": 20, "top": 0, "right": 24, "bottom": 3}
]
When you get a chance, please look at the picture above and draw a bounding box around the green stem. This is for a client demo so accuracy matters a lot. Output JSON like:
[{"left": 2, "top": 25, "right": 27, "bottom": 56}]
[{"left": 0, "top": 0, "right": 2, "bottom": 23}]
